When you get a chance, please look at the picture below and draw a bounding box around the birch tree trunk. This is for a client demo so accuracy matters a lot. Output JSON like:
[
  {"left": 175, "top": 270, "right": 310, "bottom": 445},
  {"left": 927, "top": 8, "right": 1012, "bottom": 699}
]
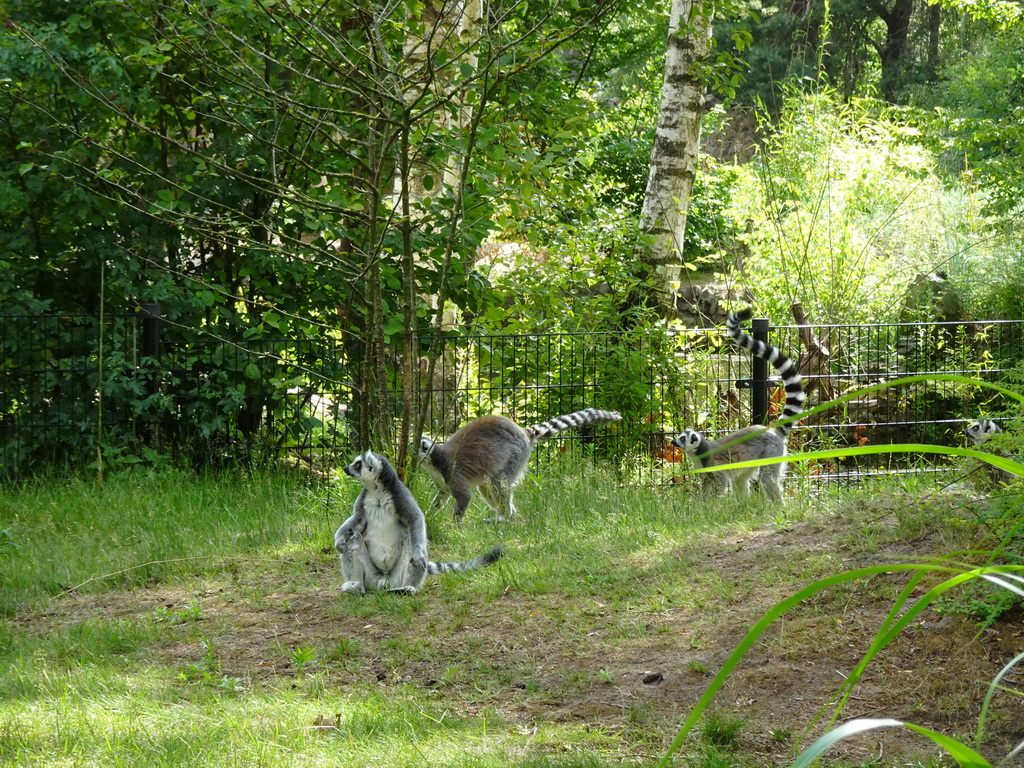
[
  {"left": 639, "top": 0, "right": 713, "bottom": 316},
  {"left": 395, "top": 0, "right": 484, "bottom": 472}
]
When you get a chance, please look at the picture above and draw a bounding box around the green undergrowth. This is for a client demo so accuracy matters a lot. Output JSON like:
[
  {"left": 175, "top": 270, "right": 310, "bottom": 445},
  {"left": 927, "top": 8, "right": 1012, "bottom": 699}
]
[{"left": 0, "top": 463, "right": 1019, "bottom": 767}]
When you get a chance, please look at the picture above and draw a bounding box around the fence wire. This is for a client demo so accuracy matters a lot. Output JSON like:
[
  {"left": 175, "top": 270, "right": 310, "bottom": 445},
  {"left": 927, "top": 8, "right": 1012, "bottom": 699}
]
[
  {"left": 2, "top": 312, "right": 1021, "bottom": 485},
  {"left": 417, "top": 319, "right": 1023, "bottom": 486}
]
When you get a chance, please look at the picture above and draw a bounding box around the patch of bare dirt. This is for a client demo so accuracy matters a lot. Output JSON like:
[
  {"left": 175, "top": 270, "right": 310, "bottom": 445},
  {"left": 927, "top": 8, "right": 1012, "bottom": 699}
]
[{"left": 14, "top": 508, "right": 1024, "bottom": 766}]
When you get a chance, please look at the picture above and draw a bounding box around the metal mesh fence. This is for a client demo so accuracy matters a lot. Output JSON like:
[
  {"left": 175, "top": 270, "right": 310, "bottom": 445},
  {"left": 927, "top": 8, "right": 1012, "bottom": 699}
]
[
  {"left": 0, "top": 313, "right": 140, "bottom": 474},
  {"left": 771, "top": 319, "right": 1023, "bottom": 483},
  {"left": 2, "top": 311, "right": 1021, "bottom": 483},
  {"left": 0, "top": 311, "right": 350, "bottom": 478},
  {"left": 155, "top": 333, "right": 349, "bottom": 472},
  {"left": 417, "top": 319, "right": 1024, "bottom": 486}
]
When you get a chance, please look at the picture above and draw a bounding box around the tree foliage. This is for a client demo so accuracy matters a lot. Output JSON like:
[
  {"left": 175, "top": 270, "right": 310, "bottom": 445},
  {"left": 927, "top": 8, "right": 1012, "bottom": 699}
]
[
  {"left": 0, "top": 0, "right": 619, "bottom": 461},
  {"left": 726, "top": 88, "right": 957, "bottom": 325},
  {"left": 3, "top": 0, "right": 1024, "bottom": 475}
]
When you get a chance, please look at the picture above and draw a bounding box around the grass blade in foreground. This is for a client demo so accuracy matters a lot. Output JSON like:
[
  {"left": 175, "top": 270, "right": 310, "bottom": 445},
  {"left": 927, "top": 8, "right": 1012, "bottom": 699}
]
[
  {"left": 657, "top": 563, "right": 1024, "bottom": 767},
  {"left": 820, "top": 568, "right": 1024, "bottom": 731},
  {"left": 976, "top": 649, "right": 1024, "bottom": 751},
  {"left": 789, "top": 718, "right": 992, "bottom": 768},
  {"left": 692, "top": 443, "right": 1024, "bottom": 478}
]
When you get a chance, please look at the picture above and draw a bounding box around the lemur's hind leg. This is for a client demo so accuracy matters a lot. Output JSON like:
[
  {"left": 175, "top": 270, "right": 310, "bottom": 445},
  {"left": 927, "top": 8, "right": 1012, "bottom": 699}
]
[
  {"left": 757, "top": 464, "right": 786, "bottom": 502},
  {"left": 339, "top": 533, "right": 383, "bottom": 593},
  {"left": 480, "top": 478, "right": 515, "bottom": 522},
  {"left": 382, "top": 541, "right": 427, "bottom": 593}
]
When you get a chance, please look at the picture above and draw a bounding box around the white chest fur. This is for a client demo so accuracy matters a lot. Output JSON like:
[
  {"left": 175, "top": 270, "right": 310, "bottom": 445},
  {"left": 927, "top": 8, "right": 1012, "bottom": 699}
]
[{"left": 361, "top": 490, "right": 406, "bottom": 571}]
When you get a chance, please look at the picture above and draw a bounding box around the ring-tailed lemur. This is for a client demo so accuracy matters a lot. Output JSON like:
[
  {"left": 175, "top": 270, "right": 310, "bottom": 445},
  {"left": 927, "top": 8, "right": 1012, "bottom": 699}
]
[
  {"left": 418, "top": 408, "right": 622, "bottom": 521},
  {"left": 672, "top": 308, "right": 804, "bottom": 500},
  {"left": 334, "top": 451, "right": 501, "bottom": 594},
  {"left": 965, "top": 418, "right": 1001, "bottom": 445},
  {"left": 965, "top": 418, "right": 1016, "bottom": 485}
]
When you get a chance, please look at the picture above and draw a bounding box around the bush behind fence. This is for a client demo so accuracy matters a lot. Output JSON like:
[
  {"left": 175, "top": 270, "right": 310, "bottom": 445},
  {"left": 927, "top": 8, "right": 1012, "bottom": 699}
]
[
  {"left": 1, "top": 309, "right": 1021, "bottom": 483},
  {"left": 421, "top": 319, "right": 1023, "bottom": 485},
  {"left": 0, "top": 311, "right": 350, "bottom": 476}
]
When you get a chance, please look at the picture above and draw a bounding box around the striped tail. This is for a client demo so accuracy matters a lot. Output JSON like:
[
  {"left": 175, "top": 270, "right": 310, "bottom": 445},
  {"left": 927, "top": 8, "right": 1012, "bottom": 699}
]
[
  {"left": 524, "top": 408, "right": 622, "bottom": 442},
  {"left": 726, "top": 309, "right": 804, "bottom": 435},
  {"left": 427, "top": 546, "right": 502, "bottom": 575}
]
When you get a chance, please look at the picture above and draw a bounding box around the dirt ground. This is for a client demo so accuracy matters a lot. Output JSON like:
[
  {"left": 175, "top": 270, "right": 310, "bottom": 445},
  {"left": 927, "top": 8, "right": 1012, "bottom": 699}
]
[{"left": 15, "top": 506, "right": 1024, "bottom": 766}]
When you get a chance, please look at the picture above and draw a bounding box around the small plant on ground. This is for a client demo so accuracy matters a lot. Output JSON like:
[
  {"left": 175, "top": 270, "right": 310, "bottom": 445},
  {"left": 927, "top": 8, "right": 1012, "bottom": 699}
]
[
  {"left": 323, "top": 637, "right": 361, "bottom": 662},
  {"left": 289, "top": 646, "right": 318, "bottom": 674},
  {"left": 695, "top": 710, "right": 745, "bottom": 750},
  {"left": 151, "top": 601, "right": 205, "bottom": 624},
  {"left": 176, "top": 637, "right": 241, "bottom": 691}
]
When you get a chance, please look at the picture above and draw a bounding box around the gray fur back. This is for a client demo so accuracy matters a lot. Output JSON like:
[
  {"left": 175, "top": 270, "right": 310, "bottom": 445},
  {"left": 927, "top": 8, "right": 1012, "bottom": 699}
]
[
  {"left": 525, "top": 408, "right": 622, "bottom": 443},
  {"left": 443, "top": 416, "right": 531, "bottom": 483}
]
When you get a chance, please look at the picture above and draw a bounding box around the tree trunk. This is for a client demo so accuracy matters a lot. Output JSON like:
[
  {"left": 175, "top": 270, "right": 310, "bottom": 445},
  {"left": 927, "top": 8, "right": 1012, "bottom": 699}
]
[
  {"left": 639, "top": 0, "right": 713, "bottom": 317},
  {"left": 874, "top": 0, "right": 915, "bottom": 102},
  {"left": 395, "top": 0, "right": 483, "bottom": 472},
  {"left": 925, "top": 1, "right": 941, "bottom": 81},
  {"left": 443, "top": 0, "right": 482, "bottom": 190}
]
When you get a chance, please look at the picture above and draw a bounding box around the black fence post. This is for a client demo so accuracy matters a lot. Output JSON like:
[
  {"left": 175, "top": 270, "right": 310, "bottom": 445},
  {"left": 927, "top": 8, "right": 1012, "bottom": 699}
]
[
  {"left": 140, "top": 303, "right": 162, "bottom": 377},
  {"left": 751, "top": 317, "right": 770, "bottom": 426},
  {"left": 140, "top": 303, "right": 162, "bottom": 446}
]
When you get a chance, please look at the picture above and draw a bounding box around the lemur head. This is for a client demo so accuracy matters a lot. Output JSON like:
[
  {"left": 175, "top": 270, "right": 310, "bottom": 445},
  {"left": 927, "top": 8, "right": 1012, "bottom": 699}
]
[
  {"left": 965, "top": 419, "right": 1001, "bottom": 445},
  {"left": 418, "top": 435, "right": 437, "bottom": 463},
  {"left": 343, "top": 451, "right": 387, "bottom": 488},
  {"left": 671, "top": 428, "right": 704, "bottom": 455}
]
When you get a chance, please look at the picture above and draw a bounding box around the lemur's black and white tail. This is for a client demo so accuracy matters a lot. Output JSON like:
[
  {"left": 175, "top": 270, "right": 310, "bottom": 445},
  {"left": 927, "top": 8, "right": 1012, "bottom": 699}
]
[
  {"left": 726, "top": 309, "right": 805, "bottom": 435},
  {"left": 524, "top": 408, "right": 622, "bottom": 443},
  {"left": 427, "top": 546, "right": 503, "bottom": 575}
]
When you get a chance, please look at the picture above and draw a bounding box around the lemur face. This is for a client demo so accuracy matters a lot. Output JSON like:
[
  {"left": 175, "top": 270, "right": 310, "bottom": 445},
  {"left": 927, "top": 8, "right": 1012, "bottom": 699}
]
[
  {"left": 672, "top": 428, "right": 703, "bottom": 454},
  {"left": 418, "top": 436, "right": 436, "bottom": 460},
  {"left": 965, "top": 419, "right": 1000, "bottom": 445},
  {"left": 344, "top": 451, "right": 383, "bottom": 485}
]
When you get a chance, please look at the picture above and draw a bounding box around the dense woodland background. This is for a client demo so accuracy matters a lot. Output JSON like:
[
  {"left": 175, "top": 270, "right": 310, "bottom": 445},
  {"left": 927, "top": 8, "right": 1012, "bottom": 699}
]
[{"left": 3, "top": 0, "right": 1024, "bottom": 463}]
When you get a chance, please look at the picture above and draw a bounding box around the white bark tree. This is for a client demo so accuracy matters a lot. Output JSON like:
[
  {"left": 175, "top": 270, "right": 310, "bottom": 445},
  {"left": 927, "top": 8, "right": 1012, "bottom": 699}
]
[{"left": 639, "top": 0, "right": 714, "bottom": 315}]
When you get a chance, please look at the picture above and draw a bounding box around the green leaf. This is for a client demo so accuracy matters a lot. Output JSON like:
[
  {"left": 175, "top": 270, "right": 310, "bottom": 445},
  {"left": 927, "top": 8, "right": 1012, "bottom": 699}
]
[
  {"left": 484, "top": 305, "right": 506, "bottom": 322},
  {"left": 658, "top": 563, "right": 1024, "bottom": 766},
  {"left": 383, "top": 314, "right": 405, "bottom": 339},
  {"left": 243, "top": 363, "right": 261, "bottom": 380},
  {"left": 791, "top": 719, "right": 992, "bottom": 768}
]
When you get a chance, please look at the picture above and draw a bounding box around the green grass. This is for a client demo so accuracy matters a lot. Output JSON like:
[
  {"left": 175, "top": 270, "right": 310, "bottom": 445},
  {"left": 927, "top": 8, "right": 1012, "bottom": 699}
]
[
  {"left": 0, "top": 462, "right": 1020, "bottom": 767},
  {"left": 0, "top": 659, "right": 623, "bottom": 767},
  {"left": 0, "top": 469, "right": 322, "bottom": 614}
]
